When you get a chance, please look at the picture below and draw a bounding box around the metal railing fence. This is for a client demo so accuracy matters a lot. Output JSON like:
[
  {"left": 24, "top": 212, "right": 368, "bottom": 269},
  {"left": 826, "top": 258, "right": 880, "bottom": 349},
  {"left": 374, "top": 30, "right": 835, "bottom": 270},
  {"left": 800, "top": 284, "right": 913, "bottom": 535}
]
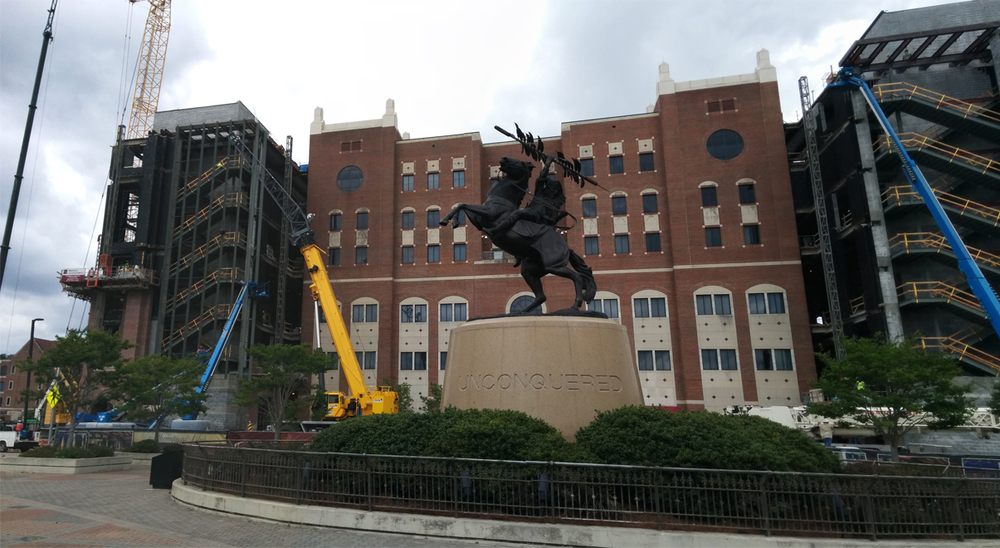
[{"left": 182, "top": 443, "right": 1000, "bottom": 540}]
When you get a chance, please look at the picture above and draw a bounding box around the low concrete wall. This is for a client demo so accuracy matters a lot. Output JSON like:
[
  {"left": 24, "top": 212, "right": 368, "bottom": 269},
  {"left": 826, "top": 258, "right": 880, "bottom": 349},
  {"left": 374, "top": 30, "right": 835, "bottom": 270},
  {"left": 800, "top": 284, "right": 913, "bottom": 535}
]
[
  {"left": 132, "top": 431, "right": 226, "bottom": 444},
  {"left": 115, "top": 451, "right": 160, "bottom": 467},
  {"left": 172, "top": 480, "right": 989, "bottom": 548},
  {"left": 0, "top": 455, "right": 132, "bottom": 474}
]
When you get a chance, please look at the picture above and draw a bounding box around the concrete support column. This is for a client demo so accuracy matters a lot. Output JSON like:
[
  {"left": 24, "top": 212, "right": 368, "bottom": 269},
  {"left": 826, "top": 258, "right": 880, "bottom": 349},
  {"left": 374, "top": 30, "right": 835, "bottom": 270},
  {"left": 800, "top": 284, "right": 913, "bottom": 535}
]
[{"left": 851, "top": 90, "right": 904, "bottom": 343}]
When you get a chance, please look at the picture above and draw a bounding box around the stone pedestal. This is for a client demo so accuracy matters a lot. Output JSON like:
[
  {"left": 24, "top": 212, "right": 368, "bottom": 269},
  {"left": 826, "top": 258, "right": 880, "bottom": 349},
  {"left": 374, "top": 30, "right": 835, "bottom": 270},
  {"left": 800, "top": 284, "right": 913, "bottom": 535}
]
[{"left": 441, "top": 316, "right": 643, "bottom": 439}]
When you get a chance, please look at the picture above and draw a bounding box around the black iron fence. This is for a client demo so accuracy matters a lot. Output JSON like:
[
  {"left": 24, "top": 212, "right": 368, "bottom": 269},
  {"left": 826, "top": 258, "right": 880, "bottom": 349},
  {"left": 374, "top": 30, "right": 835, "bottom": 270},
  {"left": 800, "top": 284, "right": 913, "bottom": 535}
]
[{"left": 182, "top": 443, "right": 1000, "bottom": 540}]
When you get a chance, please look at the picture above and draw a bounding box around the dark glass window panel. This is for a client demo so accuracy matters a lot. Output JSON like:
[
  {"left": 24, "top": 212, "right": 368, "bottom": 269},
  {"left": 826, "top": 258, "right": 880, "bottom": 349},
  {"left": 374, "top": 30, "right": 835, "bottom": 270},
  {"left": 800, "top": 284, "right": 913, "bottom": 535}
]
[
  {"left": 414, "top": 304, "right": 427, "bottom": 322},
  {"left": 356, "top": 211, "right": 369, "bottom": 229},
  {"left": 775, "top": 349, "right": 793, "bottom": 370},
  {"left": 696, "top": 295, "right": 713, "bottom": 315},
  {"left": 363, "top": 352, "right": 376, "bottom": 370},
  {"left": 738, "top": 183, "right": 756, "bottom": 204},
  {"left": 655, "top": 350, "right": 670, "bottom": 371},
  {"left": 440, "top": 303, "right": 453, "bottom": 322},
  {"left": 427, "top": 244, "right": 440, "bottom": 263},
  {"left": 720, "top": 349, "right": 738, "bottom": 370},
  {"left": 580, "top": 158, "right": 594, "bottom": 177},
  {"left": 401, "top": 304, "right": 414, "bottom": 323},
  {"left": 328, "top": 352, "right": 339, "bottom": 370},
  {"left": 453, "top": 243, "right": 467, "bottom": 262},
  {"left": 584, "top": 236, "right": 599, "bottom": 255},
  {"left": 645, "top": 232, "right": 661, "bottom": 252},
  {"left": 612, "top": 196, "right": 627, "bottom": 215},
  {"left": 705, "top": 227, "right": 722, "bottom": 247},
  {"left": 706, "top": 129, "right": 744, "bottom": 160},
  {"left": 609, "top": 155, "right": 624, "bottom": 174},
  {"left": 454, "top": 302, "right": 467, "bottom": 321},
  {"left": 755, "top": 349, "right": 773, "bottom": 371},
  {"left": 743, "top": 224, "right": 761, "bottom": 245},
  {"left": 427, "top": 172, "right": 440, "bottom": 190},
  {"left": 400, "top": 352, "right": 413, "bottom": 370},
  {"left": 452, "top": 170, "right": 465, "bottom": 188},
  {"left": 767, "top": 292, "right": 786, "bottom": 314},
  {"left": 355, "top": 247, "right": 368, "bottom": 265},
  {"left": 366, "top": 304, "right": 377, "bottom": 322},
  {"left": 440, "top": 352, "right": 447, "bottom": 370},
  {"left": 414, "top": 352, "right": 427, "bottom": 371},
  {"left": 701, "top": 186, "right": 718, "bottom": 207},
  {"left": 401, "top": 211, "right": 414, "bottom": 229},
  {"left": 337, "top": 165, "right": 363, "bottom": 191},
  {"left": 714, "top": 294, "right": 732, "bottom": 315},
  {"left": 701, "top": 349, "right": 719, "bottom": 370},
  {"left": 633, "top": 298, "right": 650, "bottom": 318},
  {"left": 352, "top": 304, "right": 365, "bottom": 322},
  {"left": 650, "top": 297, "right": 666, "bottom": 318},
  {"left": 329, "top": 213, "right": 342, "bottom": 230},
  {"left": 614, "top": 234, "right": 630, "bottom": 254},
  {"left": 639, "top": 152, "right": 654, "bottom": 172},
  {"left": 402, "top": 174, "right": 414, "bottom": 192},
  {"left": 401, "top": 246, "right": 414, "bottom": 264},
  {"left": 638, "top": 351, "right": 654, "bottom": 371},
  {"left": 642, "top": 193, "right": 658, "bottom": 213},
  {"left": 510, "top": 295, "right": 542, "bottom": 315},
  {"left": 748, "top": 293, "right": 767, "bottom": 314},
  {"left": 582, "top": 198, "right": 598, "bottom": 218},
  {"left": 328, "top": 247, "right": 341, "bottom": 266},
  {"left": 426, "top": 209, "right": 440, "bottom": 226}
]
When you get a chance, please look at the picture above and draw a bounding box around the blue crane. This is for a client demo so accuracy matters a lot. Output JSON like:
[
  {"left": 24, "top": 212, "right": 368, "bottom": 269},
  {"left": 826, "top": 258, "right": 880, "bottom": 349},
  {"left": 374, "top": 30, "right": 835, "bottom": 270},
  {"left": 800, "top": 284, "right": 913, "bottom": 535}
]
[{"left": 830, "top": 67, "right": 1000, "bottom": 340}]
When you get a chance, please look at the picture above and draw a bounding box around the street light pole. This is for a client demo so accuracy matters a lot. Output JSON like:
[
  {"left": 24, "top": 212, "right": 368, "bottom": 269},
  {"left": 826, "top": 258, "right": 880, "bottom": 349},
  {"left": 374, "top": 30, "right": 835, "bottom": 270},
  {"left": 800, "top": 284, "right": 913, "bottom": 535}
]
[{"left": 22, "top": 318, "right": 44, "bottom": 424}]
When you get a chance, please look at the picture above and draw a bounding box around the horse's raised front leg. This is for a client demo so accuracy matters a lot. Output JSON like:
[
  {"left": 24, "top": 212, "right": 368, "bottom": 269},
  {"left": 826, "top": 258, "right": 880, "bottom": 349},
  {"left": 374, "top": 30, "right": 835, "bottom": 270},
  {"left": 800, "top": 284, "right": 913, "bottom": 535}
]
[{"left": 519, "top": 261, "right": 547, "bottom": 313}]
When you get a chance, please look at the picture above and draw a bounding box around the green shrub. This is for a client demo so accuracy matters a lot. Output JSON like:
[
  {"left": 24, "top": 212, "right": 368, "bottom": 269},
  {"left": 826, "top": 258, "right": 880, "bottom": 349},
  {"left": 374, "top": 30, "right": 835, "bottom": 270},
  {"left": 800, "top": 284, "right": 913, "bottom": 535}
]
[
  {"left": 311, "top": 408, "right": 575, "bottom": 461},
  {"left": 56, "top": 445, "right": 115, "bottom": 458},
  {"left": 125, "top": 439, "right": 161, "bottom": 453},
  {"left": 575, "top": 406, "right": 839, "bottom": 473},
  {"left": 20, "top": 445, "right": 58, "bottom": 458}
]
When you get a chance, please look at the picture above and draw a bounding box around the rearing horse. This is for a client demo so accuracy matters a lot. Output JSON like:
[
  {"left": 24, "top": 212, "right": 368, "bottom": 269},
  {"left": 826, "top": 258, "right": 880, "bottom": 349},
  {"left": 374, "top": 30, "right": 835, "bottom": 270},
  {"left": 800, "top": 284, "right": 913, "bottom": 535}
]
[{"left": 440, "top": 157, "right": 596, "bottom": 313}]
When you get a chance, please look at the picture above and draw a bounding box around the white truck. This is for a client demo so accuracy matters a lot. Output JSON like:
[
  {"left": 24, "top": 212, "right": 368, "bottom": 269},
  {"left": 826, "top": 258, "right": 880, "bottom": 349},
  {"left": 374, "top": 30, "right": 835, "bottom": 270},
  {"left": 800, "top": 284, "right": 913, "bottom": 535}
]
[{"left": 0, "top": 424, "right": 39, "bottom": 452}]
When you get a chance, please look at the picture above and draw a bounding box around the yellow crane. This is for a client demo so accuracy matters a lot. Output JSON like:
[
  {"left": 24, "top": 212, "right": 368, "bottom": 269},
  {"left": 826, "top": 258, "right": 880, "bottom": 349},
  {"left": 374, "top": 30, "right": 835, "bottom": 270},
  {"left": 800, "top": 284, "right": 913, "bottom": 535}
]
[
  {"left": 126, "top": 0, "right": 171, "bottom": 139},
  {"left": 233, "top": 137, "right": 398, "bottom": 420}
]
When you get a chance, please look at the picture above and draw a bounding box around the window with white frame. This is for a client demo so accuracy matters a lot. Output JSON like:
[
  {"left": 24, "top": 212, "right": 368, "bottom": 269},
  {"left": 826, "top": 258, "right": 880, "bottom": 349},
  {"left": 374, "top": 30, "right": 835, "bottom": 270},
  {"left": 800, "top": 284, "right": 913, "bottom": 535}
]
[
  {"left": 756, "top": 348, "right": 793, "bottom": 370},
  {"left": 353, "top": 351, "right": 377, "bottom": 370},
  {"left": 588, "top": 297, "right": 620, "bottom": 319},
  {"left": 701, "top": 349, "right": 738, "bottom": 370},
  {"left": 637, "top": 350, "right": 670, "bottom": 371},
  {"left": 401, "top": 303, "right": 428, "bottom": 323},
  {"left": 748, "top": 291, "right": 786, "bottom": 314},
  {"left": 400, "top": 351, "right": 428, "bottom": 371},
  {"left": 440, "top": 302, "right": 468, "bottom": 322},
  {"left": 695, "top": 293, "right": 732, "bottom": 315},
  {"left": 633, "top": 296, "right": 667, "bottom": 318},
  {"left": 351, "top": 302, "right": 378, "bottom": 323}
]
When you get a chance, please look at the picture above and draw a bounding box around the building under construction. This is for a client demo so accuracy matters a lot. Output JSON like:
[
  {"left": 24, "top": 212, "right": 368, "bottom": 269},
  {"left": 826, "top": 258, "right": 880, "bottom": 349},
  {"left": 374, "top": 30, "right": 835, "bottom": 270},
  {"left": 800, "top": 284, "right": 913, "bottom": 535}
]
[
  {"left": 60, "top": 103, "right": 307, "bottom": 428},
  {"left": 787, "top": 0, "right": 1000, "bottom": 377}
]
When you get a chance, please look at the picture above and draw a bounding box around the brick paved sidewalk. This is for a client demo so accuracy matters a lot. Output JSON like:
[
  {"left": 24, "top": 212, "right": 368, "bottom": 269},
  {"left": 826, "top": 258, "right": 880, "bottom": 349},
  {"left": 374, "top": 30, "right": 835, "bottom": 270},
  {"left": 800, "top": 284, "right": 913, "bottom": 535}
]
[{"left": 0, "top": 463, "right": 523, "bottom": 547}]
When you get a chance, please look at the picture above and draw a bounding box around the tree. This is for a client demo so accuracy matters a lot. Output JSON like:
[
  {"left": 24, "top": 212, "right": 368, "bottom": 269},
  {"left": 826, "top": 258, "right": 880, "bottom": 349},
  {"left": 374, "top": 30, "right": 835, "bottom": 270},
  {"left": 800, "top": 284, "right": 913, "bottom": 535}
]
[
  {"left": 21, "top": 330, "right": 131, "bottom": 447},
  {"left": 235, "top": 345, "right": 327, "bottom": 440},
  {"left": 420, "top": 383, "right": 443, "bottom": 413},
  {"left": 807, "top": 337, "right": 971, "bottom": 459},
  {"left": 105, "top": 355, "right": 206, "bottom": 442}
]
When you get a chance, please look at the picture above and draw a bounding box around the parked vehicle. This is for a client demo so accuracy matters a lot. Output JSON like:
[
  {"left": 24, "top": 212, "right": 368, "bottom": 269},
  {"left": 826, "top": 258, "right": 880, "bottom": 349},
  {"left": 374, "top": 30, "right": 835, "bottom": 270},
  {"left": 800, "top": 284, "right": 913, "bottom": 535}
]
[
  {"left": 0, "top": 425, "right": 40, "bottom": 452},
  {"left": 830, "top": 445, "right": 868, "bottom": 463}
]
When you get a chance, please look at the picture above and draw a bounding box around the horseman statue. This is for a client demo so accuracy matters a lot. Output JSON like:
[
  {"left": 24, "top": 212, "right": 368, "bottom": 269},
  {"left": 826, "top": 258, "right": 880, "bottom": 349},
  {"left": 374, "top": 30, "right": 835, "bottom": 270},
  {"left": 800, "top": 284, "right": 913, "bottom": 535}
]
[{"left": 440, "top": 125, "right": 603, "bottom": 314}]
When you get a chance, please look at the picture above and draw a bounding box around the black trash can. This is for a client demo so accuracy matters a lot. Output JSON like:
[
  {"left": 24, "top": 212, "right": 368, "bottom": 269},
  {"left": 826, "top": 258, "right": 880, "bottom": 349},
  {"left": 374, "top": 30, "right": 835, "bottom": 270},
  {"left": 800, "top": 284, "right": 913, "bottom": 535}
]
[{"left": 149, "top": 448, "right": 184, "bottom": 489}]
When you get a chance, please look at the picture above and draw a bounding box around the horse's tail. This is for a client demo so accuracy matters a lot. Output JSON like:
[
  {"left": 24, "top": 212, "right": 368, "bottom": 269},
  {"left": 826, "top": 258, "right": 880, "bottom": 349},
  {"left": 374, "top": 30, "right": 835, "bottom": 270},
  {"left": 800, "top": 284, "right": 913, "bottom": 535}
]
[{"left": 569, "top": 250, "right": 597, "bottom": 302}]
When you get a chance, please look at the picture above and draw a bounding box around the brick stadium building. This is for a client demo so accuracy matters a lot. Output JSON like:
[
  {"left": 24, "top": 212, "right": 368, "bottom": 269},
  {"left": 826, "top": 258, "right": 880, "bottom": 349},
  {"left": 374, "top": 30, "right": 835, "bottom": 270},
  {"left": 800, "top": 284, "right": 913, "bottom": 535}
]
[{"left": 306, "top": 51, "right": 816, "bottom": 410}]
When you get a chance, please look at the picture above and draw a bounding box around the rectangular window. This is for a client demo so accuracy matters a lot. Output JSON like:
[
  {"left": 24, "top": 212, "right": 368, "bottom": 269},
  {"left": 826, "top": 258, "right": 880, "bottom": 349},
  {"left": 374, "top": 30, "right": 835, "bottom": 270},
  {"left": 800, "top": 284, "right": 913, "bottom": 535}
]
[
  {"left": 611, "top": 196, "right": 627, "bottom": 215},
  {"left": 701, "top": 186, "right": 718, "bottom": 207},
  {"left": 584, "top": 235, "right": 599, "bottom": 255},
  {"left": 642, "top": 194, "right": 658, "bottom": 214},
  {"left": 454, "top": 302, "right": 467, "bottom": 321},
  {"left": 400, "top": 352, "right": 413, "bottom": 370},
  {"left": 705, "top": 227, "right": 722, "bottom": 247},
  {"left": 355, "top": 246, "right": 368, "bottom": 265},
  {"left": 328, "top": 247, "right": 341, "bottom": 266},
  {"left": 328, "top": 352, "right": 339, "bottom": 371},
  {"left": 366, "top": 304, "right": 377, "bottom": 322},
  {"left": 352, "top": 304, "right": 365, "bottom": 323},
  {"left": 738, "top": 184, "right": 756, "bottom": 204},
  {"left": 440, "top": 351, "right": 447, "bottom": 370},
  {"left": 580, "top": 158, "right": 594, "bottom": 177},
  {"left": 356, "top": 211, "right": 369, "bottom": 229},
  {"left": 755, "top": 349, "right": 773, "bottom": 371},
  {"left": 427, "top": 172, "right": 440, "bottom": 190},
  {"left": 329, "top": 213, "right": 342, "bottom": 230},
  {"left": 427, "top": 244, "right": 440, "bottom": 263},
  {"left": 633, "top": 298, "right": 650, "bottom": 318},
  {"left": 414, "top": 352, "right": 427, "bottom": 371},
  {"left": 427, "top": 209, "right": 440, "bottom": 227},
  {"left": 614, "top": 234, "right": 630, "bottom": 254},
  {"left": 650, "top": 297, "right": 667, "bottom": 318},
  {"left": 774, "top": 349, "right": 793, "bottom": 371},
  {"left": 453, "top": 243, "right": 467, "bottom": 262},
  {"left": 440, "top": 303, "right": 453, "bottom": 322},
  {"left": 748, "top": 293, "right": 767, "bottom": 314},
  {"left": 402, "top": 174, "right": 414, "bottom": 192},
  {"left": 743, "top": 224, "right": 761, "bottom": 245},
  {"left": 696, "top": 295, "right": 714, "bottom": 315},
  {"left": 644, "top": 232, "right": 662, "bottom": 252},
  {"left": 364, "top": 352, "right": 376, "bottom": 370},
  {"left": 452, "top": 170, "right": 465, "bottom": 188},
  {"left": 638, "top": 350, "right": 654, "bottom": 371},
  {"left": 400, "top": 304, "right": 426, "bottom": 323},
  {"left": 582, "top": 198, "right": 598, "bottom": 218},
  {"left": 654, "top": 350, "right": 671, "bottom": 371},
  {"left": 589, "top": 298, "right": 619, "bottom": 319},
  {"left": 401, "top": 246, "right": 414, "bottom": 264},
  {"left": 401, "top": 211, "right": 414, "bottom": 229},
  {"left": 713, "top": 294, "right": 732, "bottom": 315},
  {"left": 701, "top": 349, "right": 719, "bottom": 370},
  {"left": 609, "top": 155, "right": 624, "bottom": 174},
  {"left": 720, "top": 349, "right": 738, "bottom": 370},
  {"left": 767, "top": 292, "right": 786, "bottom": 314},
  {"left": 639, "top": 152, "right": 654, "bottom": 172}
]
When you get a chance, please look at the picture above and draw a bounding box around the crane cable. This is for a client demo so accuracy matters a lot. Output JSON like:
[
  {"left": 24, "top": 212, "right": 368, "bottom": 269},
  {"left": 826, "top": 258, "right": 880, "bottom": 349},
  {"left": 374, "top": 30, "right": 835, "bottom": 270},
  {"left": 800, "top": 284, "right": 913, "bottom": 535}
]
[{"left": 68, "top": 1, "right": 139, "bottom": 331}]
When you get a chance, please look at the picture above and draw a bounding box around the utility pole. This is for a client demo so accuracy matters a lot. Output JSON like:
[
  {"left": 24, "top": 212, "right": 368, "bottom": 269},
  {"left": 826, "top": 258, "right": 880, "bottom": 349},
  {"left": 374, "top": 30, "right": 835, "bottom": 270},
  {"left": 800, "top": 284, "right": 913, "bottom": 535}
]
[
  {"left": 22, "top": 318, "right": 44, "bottom": 424},
  {"left": 1, "top": 0, "right": 58, "bottom": 292}
]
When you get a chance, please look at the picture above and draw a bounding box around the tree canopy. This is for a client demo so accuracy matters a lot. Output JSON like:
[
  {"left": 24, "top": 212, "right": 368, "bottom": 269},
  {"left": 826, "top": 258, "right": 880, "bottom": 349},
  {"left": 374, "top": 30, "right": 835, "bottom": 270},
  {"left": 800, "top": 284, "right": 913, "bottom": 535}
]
[
  {"left": 235, "top": 344, "right": 327, "bottom": 439},
  {"left": 807, "top": 337, "right": 970, "bottom": 458},
  {"left": 104, "top": 355, "right": 206, "bottom": 440}
]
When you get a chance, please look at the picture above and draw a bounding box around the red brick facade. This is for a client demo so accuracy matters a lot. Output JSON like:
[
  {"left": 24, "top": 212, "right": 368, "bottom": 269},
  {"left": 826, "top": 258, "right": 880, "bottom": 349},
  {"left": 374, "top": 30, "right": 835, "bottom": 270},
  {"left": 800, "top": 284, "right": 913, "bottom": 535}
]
[{"left": 306, "top": 65, "right": 816, "bottom": 410}]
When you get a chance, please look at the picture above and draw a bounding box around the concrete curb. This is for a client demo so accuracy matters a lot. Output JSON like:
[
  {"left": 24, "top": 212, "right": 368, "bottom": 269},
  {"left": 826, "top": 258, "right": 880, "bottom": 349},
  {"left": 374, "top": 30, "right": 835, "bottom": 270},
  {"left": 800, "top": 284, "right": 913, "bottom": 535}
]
[
  {"left": 0, "top": 455, "right": 132, "bottom": 474},
  {"left": 171, "top": 480, "right": 989, "bottom": 547}
]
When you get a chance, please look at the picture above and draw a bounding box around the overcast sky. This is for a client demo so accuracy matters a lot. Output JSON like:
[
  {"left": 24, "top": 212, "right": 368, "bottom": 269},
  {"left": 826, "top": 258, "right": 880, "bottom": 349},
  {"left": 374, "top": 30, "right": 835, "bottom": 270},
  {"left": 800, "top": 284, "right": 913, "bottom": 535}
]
[{"left": 0, "top": 0, "right": 959, "bottom": 353}]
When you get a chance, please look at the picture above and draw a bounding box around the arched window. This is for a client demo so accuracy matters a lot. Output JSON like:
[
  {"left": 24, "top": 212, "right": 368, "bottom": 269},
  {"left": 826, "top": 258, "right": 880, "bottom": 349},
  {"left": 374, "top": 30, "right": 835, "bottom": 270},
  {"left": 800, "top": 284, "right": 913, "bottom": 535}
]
[
  {"left": 438, "top": 296, "right": 469, "bottom": 323},
  {"left": 694, "top": 286, "right": 733, "bottom": 316},
  {"left": 350, "top": 297, "right": 379, "bottom": 323},
  {"left": 737, "top": 179, "right": 756, "bottom": 204},
  {"left": 508, "top": 294, "right": 543, "bottom": 315},
  {"left": 699, "top": 182, "right": 719, "bottom": 207},
  {"left": 588, "top": 291, "right": 621, "bottom": 320},
  {"left": 641, "top": 189, "right": 658, "bottom": 214},
  {"left": 400, "top": 207, "right": 415, "bottom": 230},
  {"left": 611, "top": 191, "right": 628, "bottom": 216},
  {"left": 426, "top": 206, "right": 441, "bottom": 227},
  {"left": 355, "top": 208, "right": 370, "bottom": 230},
  {"left": 400, "top": 297, "right": 428, "bottom": 323},
  {"left": 581, "top": 193, "right": 598, "bottom": 218},
  {"left": 328, "top": 209, "right": 343, "bottom": 231},
  {"left": 746, "top": 284, "right": 787, "bottom": 315}
]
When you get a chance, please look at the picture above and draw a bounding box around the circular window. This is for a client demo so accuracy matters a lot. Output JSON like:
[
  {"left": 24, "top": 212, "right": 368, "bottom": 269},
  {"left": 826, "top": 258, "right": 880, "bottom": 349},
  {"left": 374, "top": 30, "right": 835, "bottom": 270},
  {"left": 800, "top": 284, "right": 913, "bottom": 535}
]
[
  {"left": 706, "top": 129, "right": 744, "bottom": 160},
  {"left": 509, "top": 295, "right": 543, "bottom": 315},
  {"left": 337, "top": 165, "right": 363, "bottom": 192}
]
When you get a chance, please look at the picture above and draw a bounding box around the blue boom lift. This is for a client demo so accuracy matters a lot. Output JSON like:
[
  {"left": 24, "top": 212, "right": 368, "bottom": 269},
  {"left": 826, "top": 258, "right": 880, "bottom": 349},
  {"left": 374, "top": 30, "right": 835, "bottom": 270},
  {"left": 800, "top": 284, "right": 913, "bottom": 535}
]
[{"left": 830, "top": 67, "right": 1000, "bottom": 339}]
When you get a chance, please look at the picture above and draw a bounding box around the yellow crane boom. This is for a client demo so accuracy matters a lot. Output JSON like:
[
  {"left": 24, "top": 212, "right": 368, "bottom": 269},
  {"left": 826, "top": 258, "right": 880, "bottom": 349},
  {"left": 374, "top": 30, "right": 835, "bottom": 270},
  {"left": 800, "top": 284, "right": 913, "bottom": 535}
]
[{"left": 126, "top": 0, "right": 171, "bottom": 139}]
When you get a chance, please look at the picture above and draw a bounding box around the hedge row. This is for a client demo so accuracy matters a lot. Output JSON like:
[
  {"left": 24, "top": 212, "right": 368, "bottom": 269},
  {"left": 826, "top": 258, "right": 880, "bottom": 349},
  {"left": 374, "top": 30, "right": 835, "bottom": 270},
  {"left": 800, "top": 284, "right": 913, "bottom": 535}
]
[
  {"left": 311, "top": 406, "right": 839, "bottom": 473},
  {"left": 20, "top": 445, "right": 115, "bottom": 458}
]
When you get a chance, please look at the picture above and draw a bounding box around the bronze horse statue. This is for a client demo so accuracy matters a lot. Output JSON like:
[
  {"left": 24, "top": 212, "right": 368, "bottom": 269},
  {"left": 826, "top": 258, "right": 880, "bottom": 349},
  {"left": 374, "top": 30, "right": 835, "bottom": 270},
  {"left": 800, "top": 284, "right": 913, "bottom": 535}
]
[{"left": 440, "top": 157, "right": 596, "bottom": 313}]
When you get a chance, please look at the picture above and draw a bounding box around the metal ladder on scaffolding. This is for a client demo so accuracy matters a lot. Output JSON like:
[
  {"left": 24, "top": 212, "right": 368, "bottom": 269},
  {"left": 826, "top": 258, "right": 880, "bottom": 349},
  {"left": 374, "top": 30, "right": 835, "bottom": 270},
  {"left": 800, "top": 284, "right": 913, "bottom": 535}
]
[{"left": 799, "top": 76, "right": 845, "bottom": 358}]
